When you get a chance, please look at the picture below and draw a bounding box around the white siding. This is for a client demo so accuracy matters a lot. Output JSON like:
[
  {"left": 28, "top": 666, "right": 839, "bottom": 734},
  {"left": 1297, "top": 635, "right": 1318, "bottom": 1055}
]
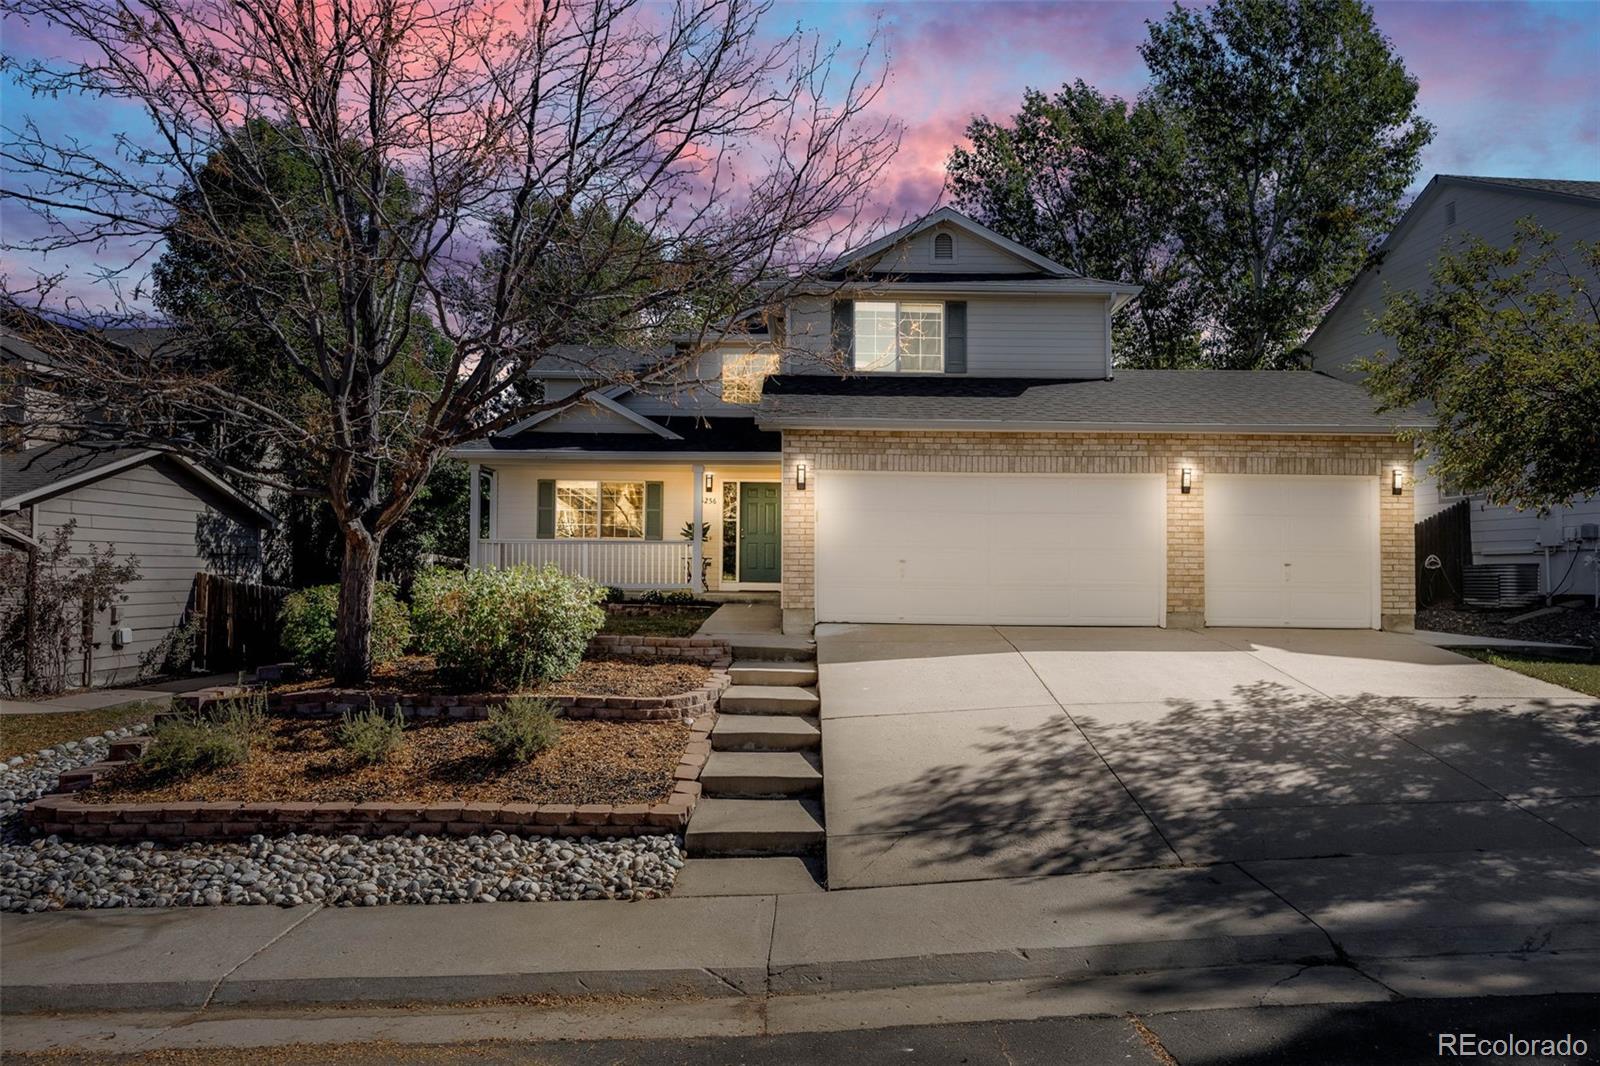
[
  {"left": 785, "top": 294, "right": 1108, "bottom": 377},
  {"left": 30, "top": 463, "right": 261, "bottom": 686},
  {"left": 485, "top": 460, "right": 779, "bottom": 590},
  {"left": 868, "top": 225, "right": 1040, "bottom": 275}
]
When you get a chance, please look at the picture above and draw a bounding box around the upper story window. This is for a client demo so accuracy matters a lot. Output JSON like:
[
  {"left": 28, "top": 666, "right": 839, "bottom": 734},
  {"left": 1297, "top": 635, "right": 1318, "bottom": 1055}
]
[
  {"left": 556, "top": 480, "right": 644, "bottom": 538},
  {"left": 932, "top": 232, "right": 955, "bottom": 261},
  {"left": 854, "top": 301, "right": 944, "bottom": 373},
  {"left": 720, "top": 350, "right": 781, "bottom": 404}
]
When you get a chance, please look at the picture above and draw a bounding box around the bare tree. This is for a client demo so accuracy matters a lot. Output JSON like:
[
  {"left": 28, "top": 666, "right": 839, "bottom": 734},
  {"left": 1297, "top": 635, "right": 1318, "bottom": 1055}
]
[{"left": 1, "top": 0, "right": 897, "bottom": 682}]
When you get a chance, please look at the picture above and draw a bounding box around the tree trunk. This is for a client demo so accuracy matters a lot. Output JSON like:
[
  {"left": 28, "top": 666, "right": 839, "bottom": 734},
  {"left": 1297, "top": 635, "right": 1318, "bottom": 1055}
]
[{"left": 333, "top": 528, "right": 381, "bottom": 686}]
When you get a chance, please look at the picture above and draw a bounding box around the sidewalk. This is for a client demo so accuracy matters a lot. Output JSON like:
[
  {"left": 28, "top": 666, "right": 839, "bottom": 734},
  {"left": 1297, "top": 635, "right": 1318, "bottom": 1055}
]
[
  {"left": 0, "top": 674, "right": 240, "bottom": 716},
  {"left": 4, "top": 847, "right": 1596, "bottom": 1013}
]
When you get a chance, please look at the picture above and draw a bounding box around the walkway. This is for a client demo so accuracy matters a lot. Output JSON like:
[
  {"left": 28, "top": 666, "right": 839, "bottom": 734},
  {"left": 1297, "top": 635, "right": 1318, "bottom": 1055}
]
[{"left": 0, "top": 674, "right": 239, "bottom": 716}]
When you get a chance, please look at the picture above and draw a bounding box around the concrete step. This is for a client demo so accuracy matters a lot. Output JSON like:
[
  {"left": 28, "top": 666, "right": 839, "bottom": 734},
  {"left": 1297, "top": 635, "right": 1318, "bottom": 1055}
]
[
  {"left": 712, "top": 713, "right": 821, "bottom": 752},
  {"left": 685, "top": 798, "right": 826, "bottom": 857},
  {"left": 702, "top": 751, "right": 822, "bottom": 798},
  {"left": 728, "top": 635, "right": 816, "bottom": 663},
  {"left": 730, "top": 659, "right": 819, "bottom": 687},
  {"left": 721, "top": 684, "right": 820, "bottom": 716},
  {"left": 671, "top": 856, "right": 826, "bottom": 896}
]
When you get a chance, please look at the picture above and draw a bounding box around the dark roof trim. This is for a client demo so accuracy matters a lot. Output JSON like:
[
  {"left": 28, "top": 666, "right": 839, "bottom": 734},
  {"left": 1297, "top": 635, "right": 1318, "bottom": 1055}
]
[
  {"left": 1, "top": 448, "right": 275, "bottom": 527},
  {"left": 755, "top": 417, "right": 1424, "bottom": 435}
]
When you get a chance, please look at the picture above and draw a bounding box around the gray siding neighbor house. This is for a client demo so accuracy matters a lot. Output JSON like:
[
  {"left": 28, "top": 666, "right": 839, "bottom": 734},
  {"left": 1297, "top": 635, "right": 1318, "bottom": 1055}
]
[
  {"left": 1303, "top": 175, "right": 1600, "bottom": 600},
  {"left": 3, "top": 323, "right": 276, "bottom": 689}
]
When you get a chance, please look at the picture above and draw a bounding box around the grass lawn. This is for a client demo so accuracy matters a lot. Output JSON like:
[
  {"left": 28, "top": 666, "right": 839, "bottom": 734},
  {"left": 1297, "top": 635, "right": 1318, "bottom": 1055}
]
[
  {"left": 0, "top": 699, "right": 169, "bottom": 760},
  {"left": 1459, "top": 650, "right": 1600, "bottom": 698},
  {"left": 600, "top": 605, "right": 715, "bottom": 638}
]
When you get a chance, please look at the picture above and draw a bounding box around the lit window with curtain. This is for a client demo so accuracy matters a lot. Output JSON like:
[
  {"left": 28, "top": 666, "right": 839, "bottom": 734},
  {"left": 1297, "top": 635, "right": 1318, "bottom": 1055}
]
[{"left": 554, "top": 480, "right": 646, "bottom": 538}]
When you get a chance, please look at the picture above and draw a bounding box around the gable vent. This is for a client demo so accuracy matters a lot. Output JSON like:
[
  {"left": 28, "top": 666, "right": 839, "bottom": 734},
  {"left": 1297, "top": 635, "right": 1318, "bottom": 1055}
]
[
  {"left": 1445, "top": 201, "right": 1456, "bottom": 226},
  {"left": 933, "top": 232, "right": 955, "bottom": 261}
]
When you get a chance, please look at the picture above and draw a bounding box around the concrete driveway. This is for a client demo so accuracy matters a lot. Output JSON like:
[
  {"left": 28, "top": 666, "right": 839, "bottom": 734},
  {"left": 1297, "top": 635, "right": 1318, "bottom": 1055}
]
[{"left": 818, "top": 625, "right": 1599, "bottom": 889}]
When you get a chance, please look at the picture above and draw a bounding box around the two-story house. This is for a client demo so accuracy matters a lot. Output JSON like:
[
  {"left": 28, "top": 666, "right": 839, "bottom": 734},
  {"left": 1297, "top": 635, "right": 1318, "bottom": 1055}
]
[
  {"left": 452, "top": 208, "right": 1426, "bottom": 635},
  {"left": 1304, "top": 175, "right": 1600, "bottom": 603}
]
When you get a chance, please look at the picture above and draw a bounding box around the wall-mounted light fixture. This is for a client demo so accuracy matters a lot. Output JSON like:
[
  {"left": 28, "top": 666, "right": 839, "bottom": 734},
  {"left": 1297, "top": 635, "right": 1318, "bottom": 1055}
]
[
  {"left": 1180, "top": 468, "right": 1192, "bottom": 494},
  {"left": 704, "top": 471, "right": 715, "bottom": 493},
  {"left": 1392, "top": 468, "right": 1404, "bottom": 495},
  {"left": 796, "top": 463, "right": 809, "bottom": 490}
]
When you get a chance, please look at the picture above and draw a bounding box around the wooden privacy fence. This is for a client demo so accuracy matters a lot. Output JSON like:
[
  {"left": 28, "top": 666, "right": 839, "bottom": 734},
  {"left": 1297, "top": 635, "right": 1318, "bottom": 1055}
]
[
  {"left": 192, "top": 572, "right": 290, "bottom": 671},
  {"left": 1415, "top": 499, "right": 1473, "bottom": 609}
]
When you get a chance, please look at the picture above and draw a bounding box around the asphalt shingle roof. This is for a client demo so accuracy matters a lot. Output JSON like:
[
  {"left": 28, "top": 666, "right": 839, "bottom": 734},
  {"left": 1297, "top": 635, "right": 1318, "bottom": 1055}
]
[
  {"left": 1440, "top": 176, "right": 1600, "bottom": 201},
  {"left": 757, "top": 370, "right": 1430, "bottom": 433},
  {"left": 1, "top": 445, "right": 149, "bottom": 504},
  {"left": 459, "top": 416, "right": 780, "bottom": 455}
]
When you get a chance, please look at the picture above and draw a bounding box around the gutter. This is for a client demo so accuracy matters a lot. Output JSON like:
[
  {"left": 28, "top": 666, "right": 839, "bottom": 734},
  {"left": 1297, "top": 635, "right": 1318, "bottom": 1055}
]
[
  {"left": 755, "top": 417, "right": 1431, "bottom": 436},
  {"left": 446, "top": 449, "right": 781, "bottom": 464}
]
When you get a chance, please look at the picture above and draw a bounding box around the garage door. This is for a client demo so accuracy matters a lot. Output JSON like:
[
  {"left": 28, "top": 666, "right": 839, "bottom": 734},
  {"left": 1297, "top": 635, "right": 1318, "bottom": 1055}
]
[
  {"left": 815, "top": 472, "right": 1164, "bottom": 625},
  {"left": 1205, "top": 475, "right": 1378, "bottom": 628}
]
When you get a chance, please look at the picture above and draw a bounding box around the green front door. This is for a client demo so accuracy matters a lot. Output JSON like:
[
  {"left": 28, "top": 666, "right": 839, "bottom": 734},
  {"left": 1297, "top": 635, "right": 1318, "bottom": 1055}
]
[{"left": 738, "top": 482, "right": 782, "bottom": 583}]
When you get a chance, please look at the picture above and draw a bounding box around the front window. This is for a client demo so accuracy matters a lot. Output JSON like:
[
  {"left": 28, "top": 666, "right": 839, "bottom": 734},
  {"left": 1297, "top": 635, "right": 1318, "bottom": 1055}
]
[
  {"left": 853, "top": 301, "right": 943, "bottom": 372},
  {"left": 556, "top": 480, "right": 644, "bottom": 538},
  {"left": 721, "top": 351, "right": 780, "bottom": 404}
]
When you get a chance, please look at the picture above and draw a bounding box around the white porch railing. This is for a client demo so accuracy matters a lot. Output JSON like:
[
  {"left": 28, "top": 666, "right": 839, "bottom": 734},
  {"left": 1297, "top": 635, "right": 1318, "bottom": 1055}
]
[{"left": 477, "top": 538, "right": 694, "bottom": 590}]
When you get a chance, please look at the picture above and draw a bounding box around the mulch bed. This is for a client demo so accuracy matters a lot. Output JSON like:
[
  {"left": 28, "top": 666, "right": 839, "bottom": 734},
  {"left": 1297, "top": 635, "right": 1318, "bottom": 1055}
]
[
  {"left": 1418, "top": 603, "right": 1600, "bottom": 654},
  {"left": 272, "top": 655, "right": 711, "bottom": 699},
  {"left": 82, "top": 715, "right": 691, "bottom": 806}
]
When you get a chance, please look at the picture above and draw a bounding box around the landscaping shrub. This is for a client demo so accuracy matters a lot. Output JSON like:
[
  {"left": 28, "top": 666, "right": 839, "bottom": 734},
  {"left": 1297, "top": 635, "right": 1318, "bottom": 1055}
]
[
  {"left": 638, "top": 589, "right": 698, "bottom": 606},
  {"left": 478, "top": 696, "right": 563, "bottom": 763},
  {"left": 138, "top": 692, "right": 266, "bottom": 778},
  {"left": 278, "top": 583, "right": 411, "bottom": 673},
  {"left": 334, "top": 703, "right": 406, "bottom": 765},
  {"left": 411, "top": 564, "right": 605, "bottom": 689}
]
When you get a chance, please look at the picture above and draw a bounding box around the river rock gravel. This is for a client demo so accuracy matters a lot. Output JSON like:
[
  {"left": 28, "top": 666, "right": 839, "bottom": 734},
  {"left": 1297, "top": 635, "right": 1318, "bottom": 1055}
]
[{"left": 0, "top": 729, "right": 685, "bottom": 912}]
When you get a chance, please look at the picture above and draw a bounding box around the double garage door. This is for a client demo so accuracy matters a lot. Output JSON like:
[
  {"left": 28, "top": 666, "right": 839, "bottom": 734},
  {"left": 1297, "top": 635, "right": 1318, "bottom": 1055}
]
[{"left": 814, "top": 472, "right": 1378, "bottom": 628}]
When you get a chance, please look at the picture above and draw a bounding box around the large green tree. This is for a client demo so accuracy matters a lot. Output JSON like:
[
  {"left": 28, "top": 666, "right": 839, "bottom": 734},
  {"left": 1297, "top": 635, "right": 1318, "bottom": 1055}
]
[
  {"left": 1360, "top": 220, "right": 1600, "bottom": 514},
  {"left": 947, "top": 83, "right": 1204, "bottom": 368},
  {"left": 1141, "top": 0, "right": 1433, "bottom": 368}
]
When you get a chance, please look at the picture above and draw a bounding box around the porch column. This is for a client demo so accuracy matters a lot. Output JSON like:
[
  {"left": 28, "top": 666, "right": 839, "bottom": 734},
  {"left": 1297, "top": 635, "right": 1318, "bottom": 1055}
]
[
  {"left": 691, "top": 463, "right": 705, "bottom": 592},
  {"left": 468, "top": 462, "right": 481, "bottom": 568}
]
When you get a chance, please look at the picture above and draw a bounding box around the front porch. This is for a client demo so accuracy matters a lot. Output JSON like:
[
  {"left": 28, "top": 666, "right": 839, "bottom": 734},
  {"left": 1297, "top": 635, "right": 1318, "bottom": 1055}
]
[{"left": 466, "top": 457, "right": 783, "bottom": 593}]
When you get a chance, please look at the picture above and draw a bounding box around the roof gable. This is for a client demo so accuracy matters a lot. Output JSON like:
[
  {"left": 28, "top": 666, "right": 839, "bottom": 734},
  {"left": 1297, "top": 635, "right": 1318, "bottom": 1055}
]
[{"left": 832, "top": 207, "right": 1077, "bottom": 278}]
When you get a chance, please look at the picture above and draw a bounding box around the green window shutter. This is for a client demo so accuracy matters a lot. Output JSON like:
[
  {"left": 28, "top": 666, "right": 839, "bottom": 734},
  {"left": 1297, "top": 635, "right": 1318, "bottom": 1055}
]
[
  {"left": 536, "top": 480, "right": 556, "bottom": 539},
  {"left": 645, "top": 482, "right": 664, "bottom": 541},
  {"left": 944, "top": 301, "right": 967, "bottom": 374},
  {"left": 831, "top": 299, "right": 854, "bottom": 366}
]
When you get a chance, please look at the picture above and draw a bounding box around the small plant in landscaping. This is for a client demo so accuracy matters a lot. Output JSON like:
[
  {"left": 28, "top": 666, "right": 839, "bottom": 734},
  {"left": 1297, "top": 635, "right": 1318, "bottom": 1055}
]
[
  {"left": 334, "top": 703, "right": 406, "bottom": 765},
  {"left": 411, "top": 564, "right": 605, "bottom": 689},
  {"left": 279, "top": 583, "right": 411, "bottom": 674},
  {"left": 478, "top": 696, "right": 563, "bottom": 763},
  {"left": 139, "top": 694, "right": 265, "bottom": 778},
  {"left": 638, "top": 589, "right": 698, "bottom": 606}
]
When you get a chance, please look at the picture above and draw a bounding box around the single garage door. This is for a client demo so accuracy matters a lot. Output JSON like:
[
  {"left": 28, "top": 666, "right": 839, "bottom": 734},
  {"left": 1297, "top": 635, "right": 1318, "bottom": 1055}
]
[
  {"left": 815, "top": 472, "right": 1164, "bottom": 625},
  {"left": 1205, "top": 475, "right": 1378, "bottom": 628}
]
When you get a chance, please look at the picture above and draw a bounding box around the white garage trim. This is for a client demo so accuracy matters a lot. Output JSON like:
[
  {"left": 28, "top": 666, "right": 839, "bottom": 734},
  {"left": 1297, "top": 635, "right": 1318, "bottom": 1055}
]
[
  {"left": 1204, "top": 474, "right": 1380, "bottom": 629},
  {"left": 815, "top": 470, "right": 1166, "bottom": 626}
]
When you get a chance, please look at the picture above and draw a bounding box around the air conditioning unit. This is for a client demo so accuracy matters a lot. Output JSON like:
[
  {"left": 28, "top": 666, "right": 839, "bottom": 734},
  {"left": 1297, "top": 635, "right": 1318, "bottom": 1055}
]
[{"left": 1463, "top": 563, "right": 1542, "bottom": 608}]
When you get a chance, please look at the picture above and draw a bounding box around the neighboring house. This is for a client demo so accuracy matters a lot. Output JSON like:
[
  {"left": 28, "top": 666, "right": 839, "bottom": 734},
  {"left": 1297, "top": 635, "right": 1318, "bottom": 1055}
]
[
  {"left": 2, "top": 327, "right": 275, "bottom": 688},
  {"left": 452, "top": 207, "right": 1426, "bottom": 634},
  {"left": 1304, "top": 175, "right": 1600, "bottom": 598}
]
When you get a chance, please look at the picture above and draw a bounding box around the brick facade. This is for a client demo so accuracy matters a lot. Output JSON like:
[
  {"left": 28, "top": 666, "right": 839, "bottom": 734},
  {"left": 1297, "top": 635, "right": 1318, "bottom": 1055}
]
[{"left": 781, "top": 429, "right": 1416, "bottom": 631}]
